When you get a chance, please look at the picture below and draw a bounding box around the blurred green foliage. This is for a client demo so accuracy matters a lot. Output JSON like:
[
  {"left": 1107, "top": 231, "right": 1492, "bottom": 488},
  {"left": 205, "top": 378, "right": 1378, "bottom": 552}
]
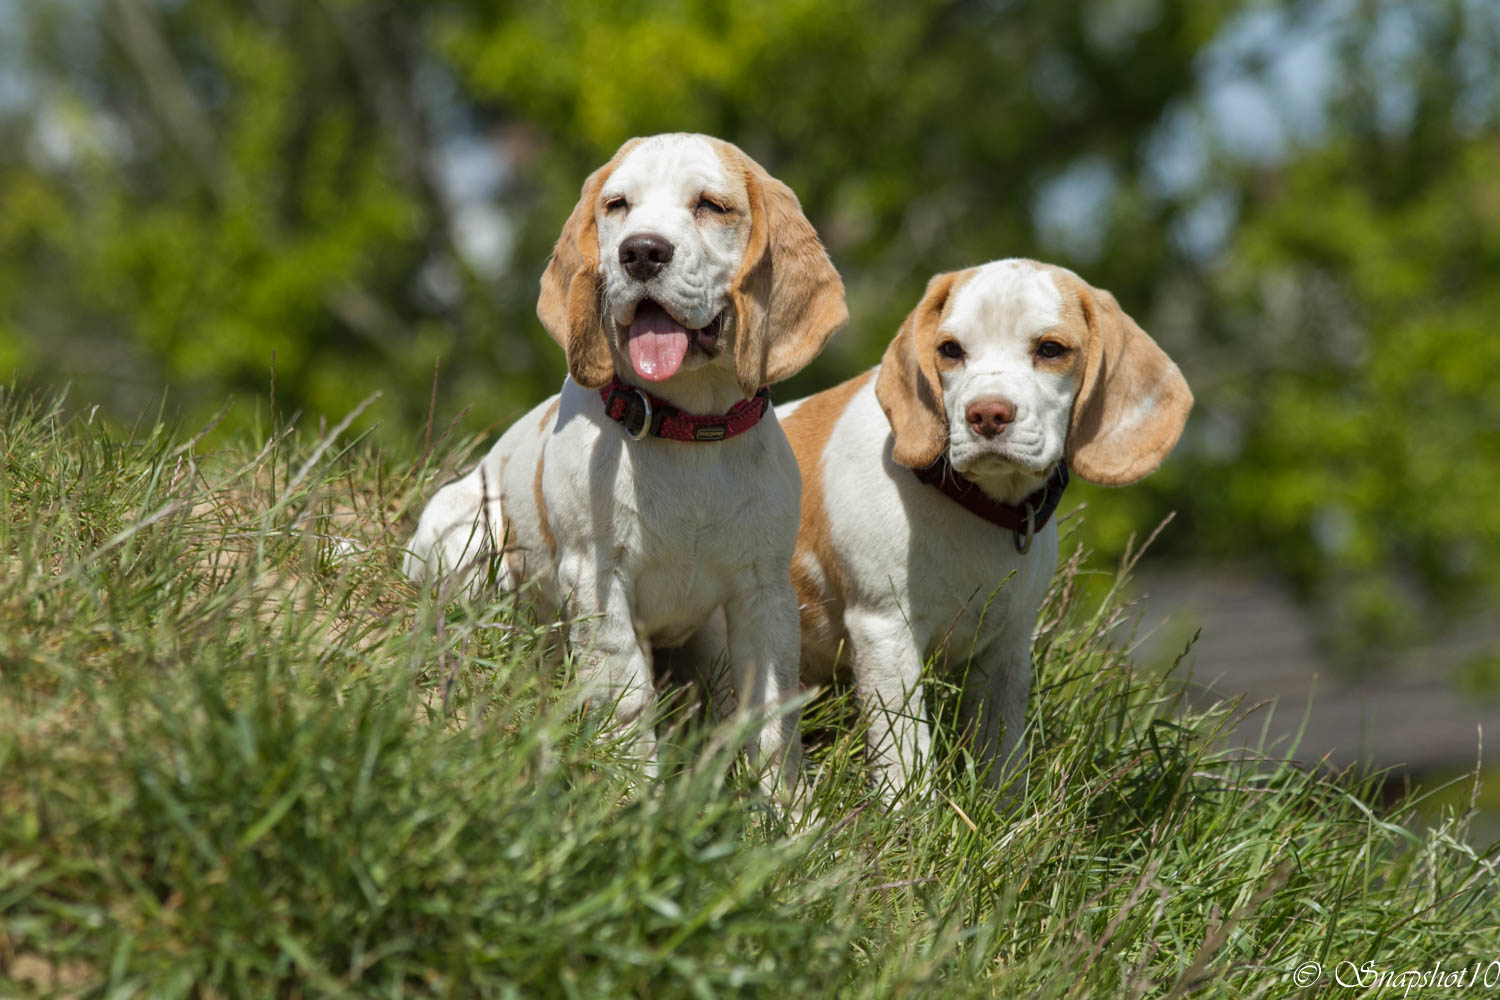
[{"left": 1, "top": 0, "right": 1496, "bottom": 663}]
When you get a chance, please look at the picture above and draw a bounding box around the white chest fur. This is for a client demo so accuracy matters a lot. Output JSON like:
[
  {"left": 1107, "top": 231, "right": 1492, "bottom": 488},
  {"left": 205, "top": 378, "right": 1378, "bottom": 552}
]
[
  {"left": 816, "top": 383, "right": 1057, "bottom": 662},
  {"left": 538, "top": 379, "right": 801, "bottom": 644}
]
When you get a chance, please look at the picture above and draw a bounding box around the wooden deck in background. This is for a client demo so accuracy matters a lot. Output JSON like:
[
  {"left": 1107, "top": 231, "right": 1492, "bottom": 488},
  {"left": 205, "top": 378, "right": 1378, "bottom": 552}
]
[{"left": 1128, "top": 568, "right": 1500, "bottom": 777}]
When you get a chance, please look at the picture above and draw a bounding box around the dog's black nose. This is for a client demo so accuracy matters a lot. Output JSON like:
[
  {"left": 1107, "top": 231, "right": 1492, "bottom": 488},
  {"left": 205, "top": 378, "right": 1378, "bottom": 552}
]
[{"left": 619, "top": 233, "right": 674, "bottom": 281}]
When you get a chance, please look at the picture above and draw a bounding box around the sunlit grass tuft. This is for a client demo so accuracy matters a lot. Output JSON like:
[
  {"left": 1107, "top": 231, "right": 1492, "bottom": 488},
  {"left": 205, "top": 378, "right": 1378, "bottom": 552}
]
[{"left": 2, "top": 387, "right": 1496, "bottom": 997}]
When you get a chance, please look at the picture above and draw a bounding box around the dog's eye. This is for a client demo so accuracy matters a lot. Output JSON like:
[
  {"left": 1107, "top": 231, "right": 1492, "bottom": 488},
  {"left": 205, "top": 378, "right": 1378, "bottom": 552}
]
[
  {"left": 1036, "top": 340, "right": 1069, "bottom": 360},
  {"left": 696, "top": 196, "right": 730, "bottom": 215},
  {"left": 938, "top": 340, "right": 965, "bottom": 361},
  {"left": 603, "top": 196, "right": 628, "bottom": 213}
]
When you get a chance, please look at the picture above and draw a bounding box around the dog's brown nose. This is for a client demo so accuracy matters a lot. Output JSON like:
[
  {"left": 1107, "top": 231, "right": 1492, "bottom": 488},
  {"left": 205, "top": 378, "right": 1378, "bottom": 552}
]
[
  {"left": 619, "top": 234, "right": 674, "bottom": 281},
  {"left": 966, "top": 397, "right": 1016, "bottom": 438}
]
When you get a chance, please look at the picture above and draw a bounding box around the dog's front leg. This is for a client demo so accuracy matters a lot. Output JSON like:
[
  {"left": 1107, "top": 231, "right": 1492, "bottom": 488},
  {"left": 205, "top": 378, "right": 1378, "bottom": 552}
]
[
  {"left": 959, "top": 632, "right": 1033, "bottom": 802},
  {"left": 723, "top": 578, "right": 804, "bottom": 800},
  {"left": 847, "top": 608, "right": 932, "bottom": 803},
  {"left": 558, "top": 557, "right": 659, "bottom": 773}
]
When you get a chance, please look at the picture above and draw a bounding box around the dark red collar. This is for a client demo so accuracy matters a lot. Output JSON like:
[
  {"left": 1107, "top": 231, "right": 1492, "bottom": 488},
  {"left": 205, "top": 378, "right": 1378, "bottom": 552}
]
[
  {"left": 598, "top": 378, "right": 771, "bottom": 443},
  {"left": 913, "top": 458, "right": 1070, "bottom": 553}
]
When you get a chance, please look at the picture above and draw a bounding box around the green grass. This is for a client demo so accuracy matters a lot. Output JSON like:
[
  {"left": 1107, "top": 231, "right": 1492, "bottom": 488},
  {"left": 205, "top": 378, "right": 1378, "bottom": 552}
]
[{"left": 2, "top": 386, "right": 1497, "bottom": 998}]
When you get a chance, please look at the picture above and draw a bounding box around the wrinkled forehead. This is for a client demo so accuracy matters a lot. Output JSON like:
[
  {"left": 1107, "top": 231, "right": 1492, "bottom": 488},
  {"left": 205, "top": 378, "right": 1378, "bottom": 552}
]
[
  {"left": 943, "top": 259, "right": 1065, "bottom": 344},
  {"left": 605, "top": 133, "right": 739, "bottom": 202}
]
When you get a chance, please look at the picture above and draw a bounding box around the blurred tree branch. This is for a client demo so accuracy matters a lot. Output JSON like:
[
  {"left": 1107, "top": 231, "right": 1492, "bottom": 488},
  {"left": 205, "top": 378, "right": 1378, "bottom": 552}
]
[{"left": 105, "top": 0, "right": 222, "bottom": 195}]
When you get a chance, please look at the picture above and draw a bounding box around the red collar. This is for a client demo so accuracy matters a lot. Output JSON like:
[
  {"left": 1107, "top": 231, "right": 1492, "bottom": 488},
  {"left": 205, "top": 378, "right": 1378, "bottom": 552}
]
[
  {"left": 598, "top": 378, "right": 771, "bottom": 443},
  {"left": 913, "top": 458, "right": 1070, "bottom": 553}
]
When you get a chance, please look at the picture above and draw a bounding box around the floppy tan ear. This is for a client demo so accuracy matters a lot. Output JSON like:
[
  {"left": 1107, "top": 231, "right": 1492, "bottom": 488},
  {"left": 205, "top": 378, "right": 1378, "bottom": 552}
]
[
  {"left": 719, "top": 144, "right": 848, "bottom": 397},
  {"left": 537, "top": 140, "right": 642, "bottom": 389},
  {"left": 874, "top": 270, "right": 962, "bottom": 469},
  {"left": 1066, "top": 285, "right": 1193, "bottom": 485}
]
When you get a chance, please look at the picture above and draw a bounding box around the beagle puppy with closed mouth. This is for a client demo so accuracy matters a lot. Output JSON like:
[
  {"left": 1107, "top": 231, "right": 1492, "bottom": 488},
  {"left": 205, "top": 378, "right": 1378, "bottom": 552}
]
[
  {"left": 404, "top": 134, "right": 847, "bottom": 792},
  {"left": 779, "top": 258, "right": 1192, "bottom": 800}
]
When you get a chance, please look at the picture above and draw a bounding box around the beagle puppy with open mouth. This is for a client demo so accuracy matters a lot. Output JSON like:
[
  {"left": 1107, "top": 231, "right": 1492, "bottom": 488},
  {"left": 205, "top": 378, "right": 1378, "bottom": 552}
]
[
  {"left": 778, "top": 259, "right": 1191, "bottom": 800},
  {"left": 404, "top": 134, "right": 846, "bottom": 793}
]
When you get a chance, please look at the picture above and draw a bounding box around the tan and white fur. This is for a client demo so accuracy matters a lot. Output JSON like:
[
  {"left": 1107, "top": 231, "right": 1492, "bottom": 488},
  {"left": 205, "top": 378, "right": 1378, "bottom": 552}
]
[
  {"left": 780, "top": 258, "right": 1191, "bottom": 800},
  {"left": 403, "top": 134, "right": 847, "bottom": 792}
]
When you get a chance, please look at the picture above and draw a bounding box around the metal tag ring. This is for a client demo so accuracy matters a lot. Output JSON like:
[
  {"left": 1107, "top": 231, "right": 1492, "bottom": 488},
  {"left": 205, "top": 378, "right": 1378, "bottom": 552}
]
[
  {"left": 1013, "top": 502, "right": 1036, "bottom": 555},
  {"left": 627, "top": 387, "right": 653, "bottom": 441}
]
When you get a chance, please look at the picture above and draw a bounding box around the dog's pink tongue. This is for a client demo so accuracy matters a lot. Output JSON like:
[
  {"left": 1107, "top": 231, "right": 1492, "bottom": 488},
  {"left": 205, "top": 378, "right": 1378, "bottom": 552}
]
[{"left": 626, "top": 301, "right": 689, "bottom": 382}]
